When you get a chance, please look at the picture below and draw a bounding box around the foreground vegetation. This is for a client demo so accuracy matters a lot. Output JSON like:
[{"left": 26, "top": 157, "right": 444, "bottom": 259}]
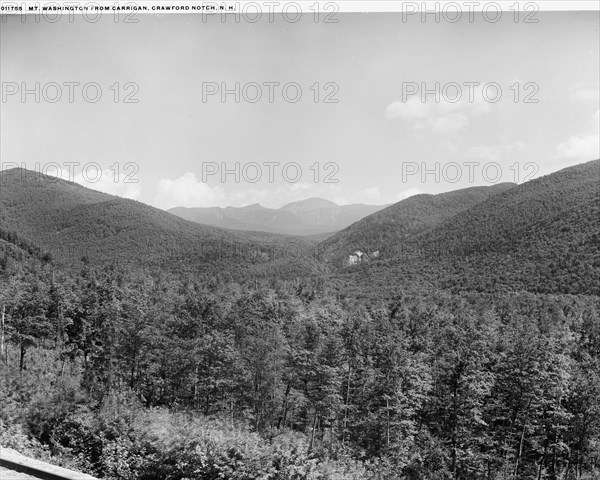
[{"left": 1, "top": 258, "right": 599, "bottom": 479}]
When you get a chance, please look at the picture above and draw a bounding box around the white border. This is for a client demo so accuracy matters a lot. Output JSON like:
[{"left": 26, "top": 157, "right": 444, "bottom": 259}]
[{"left": 0, "top": 1, "right": 599, "bottom": 14}]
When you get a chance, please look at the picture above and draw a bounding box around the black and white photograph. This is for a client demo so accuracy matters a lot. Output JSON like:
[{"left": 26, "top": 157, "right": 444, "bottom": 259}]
[{"left": 0, "top": 1, "right": 599, "bottom": 478}]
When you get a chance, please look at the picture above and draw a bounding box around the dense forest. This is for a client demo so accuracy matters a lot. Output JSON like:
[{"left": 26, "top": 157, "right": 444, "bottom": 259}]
[{"left": 1, "top": 161, "right": 599, "bottom": 479}]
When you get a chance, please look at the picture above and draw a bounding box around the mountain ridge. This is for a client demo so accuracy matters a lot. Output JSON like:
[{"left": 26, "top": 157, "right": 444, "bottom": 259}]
[
  {"left": 318, "top": 182, "right": 518, "bottom": 264},
  {"left": 169, "top": 197, "right": 389, "bottom": 236},
  {"left": 324, "top": 159, "right": 600, "bottom": 297},
  {"left": 0, "top": 168, "right": 323, "bottom": 279}
]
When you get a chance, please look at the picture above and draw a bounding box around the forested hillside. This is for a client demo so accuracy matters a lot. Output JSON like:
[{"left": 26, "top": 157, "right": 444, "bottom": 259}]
[
  {"left": 324, "top": 160, "right": 600, "bottom": 299},
  {"left": 416, "top": 160, "right": 600, "bottom": 260},
  {"left": 1, "top": 160, "right": 599, "bottom": 480},
  {"left": 318, "top": 183, "right": 515, "bottom": 265},
  {"left": 0, "top": 168, "right": 324, "bottom": 281}
]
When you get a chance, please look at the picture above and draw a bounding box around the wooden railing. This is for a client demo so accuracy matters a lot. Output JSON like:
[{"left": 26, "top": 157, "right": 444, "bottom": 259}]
[{"left": 0, "top": 447, "right": 99, "bottom": 480}]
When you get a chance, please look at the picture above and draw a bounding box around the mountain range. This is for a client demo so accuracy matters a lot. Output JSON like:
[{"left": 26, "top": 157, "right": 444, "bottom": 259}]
[
  {"left": 169, "top": 198, "right": 388, "bottom": 237},
  {"left": 1, "top": 159, "right": 598, "bottom": 296}
]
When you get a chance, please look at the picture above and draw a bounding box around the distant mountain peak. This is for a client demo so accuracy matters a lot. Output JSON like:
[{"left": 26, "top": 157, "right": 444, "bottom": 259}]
[
  {"left": 280, "top": 197, "right": 339, "bottom": 210},
  {"left": 168, "top": 196, "right": 386, "bottom": 236},
  {"left": 237, "top": 203, "right": 265, "bottom": 210}
]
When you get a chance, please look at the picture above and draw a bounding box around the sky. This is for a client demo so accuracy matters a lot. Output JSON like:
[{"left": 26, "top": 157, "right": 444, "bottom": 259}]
[{"left": 1, "top": 6, "right": 599, "bottom": 210}]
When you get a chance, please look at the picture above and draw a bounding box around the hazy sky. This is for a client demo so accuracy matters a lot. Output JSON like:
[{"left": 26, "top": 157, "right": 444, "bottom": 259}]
[{"left": 1, "top": 8, "right": 599, "bottom": 209}]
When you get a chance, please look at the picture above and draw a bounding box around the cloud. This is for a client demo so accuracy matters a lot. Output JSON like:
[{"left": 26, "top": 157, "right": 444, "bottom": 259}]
[
  {"left": 76, "top": 173, "right": 142, "bottom": 200},
  {"left": 385, "top": 84, "right": 491, "bottom": 135},
  {"left": 386, "top": 98, "right": 434, "bottom": 120},
  {"left": 397, "top": 187, "right": 421, "bottom": 200},
  {"left": 42, "top": 163, "right": 142, "bottom": 200},
  {"left": 569, "top": 83, "right": 600, "bottom": 102},
  {"left": 557, "top": 111, "right": 600, "bottom": 160},
  {"left": 431, "top": 113, "right": 469, "bottom": 135},
  {"left": 354, "top": 187, "right": 381, "bottom": 204},
  {"left": 558, "top": 134, "right": 599, "bottom": 159},
  {"left": 155, "top": 172, "right": 226, "bottom": 209},
  {"left": 469, "top": 142, "right": 526, "bottom": 162}
]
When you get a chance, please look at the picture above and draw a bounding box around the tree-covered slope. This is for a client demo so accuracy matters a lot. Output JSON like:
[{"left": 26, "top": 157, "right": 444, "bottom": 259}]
[
  {"left": 417, "top": 159, "right": 600, "bottom": 257},
  {"left": 0, "top": 169, "right": 321, "bottom": 278},
  {"left": 318, "top": 182, "right": 516, "bottom": 265},
  {"left": 328, "top": 160, "right": 600, "bottom": 298}
]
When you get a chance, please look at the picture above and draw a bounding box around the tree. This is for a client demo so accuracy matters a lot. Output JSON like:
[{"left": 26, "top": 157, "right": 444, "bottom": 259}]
[{"left": 6, "top": 277, "right": 51, "bottom": 371}]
